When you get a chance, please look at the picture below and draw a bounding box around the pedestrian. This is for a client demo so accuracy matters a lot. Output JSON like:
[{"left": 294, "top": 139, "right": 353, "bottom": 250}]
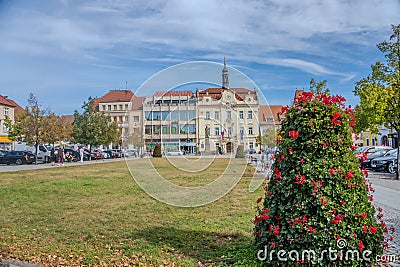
[
  {"left": 58, "top": 146, "right": 64, "bottom": 166},
  {"left": 79, "top": 146, "right": 84, "bottom": 163},
  {"left": 50, "top": 147, "right": 55, "bottom": 166}
]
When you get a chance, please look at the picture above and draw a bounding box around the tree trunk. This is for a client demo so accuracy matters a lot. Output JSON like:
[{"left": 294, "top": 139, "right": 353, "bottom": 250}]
[
  {"left": 397, "top": 129, "right": 400, "bottom": 180},
  {"left": 35, "top": 141, "right": 39, "bottom": 165}
]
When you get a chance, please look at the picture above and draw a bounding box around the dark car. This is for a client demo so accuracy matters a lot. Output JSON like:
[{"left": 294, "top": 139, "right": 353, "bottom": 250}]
[
  {"left": 361, "top": 148, "right": 392, "bottom": 169},
  {"left": 354, "top": 146, "right": 392, "bottom": 161},
  {"left": 1, "top": 151, "right": 35, "bottom": 165},
  {"left": 370, "top": 149, "right": 398, "bottom": 174},
  {"left": 64, "top": 148, "right": 90, "bottom": 162}
]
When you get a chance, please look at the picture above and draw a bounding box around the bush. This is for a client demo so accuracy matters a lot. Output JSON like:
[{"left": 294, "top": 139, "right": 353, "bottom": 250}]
[
  {"left": 253, "top": 92, "right": 386, "bottom": 266},
  {"left": 153, "top": 143, "right": 162, "bottom": 158},
  {"left": 236, "top": 145, "right": 245, "bottom": 158}
]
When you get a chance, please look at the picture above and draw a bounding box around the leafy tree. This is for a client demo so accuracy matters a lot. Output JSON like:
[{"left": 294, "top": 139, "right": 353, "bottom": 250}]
[
  {"left": 72, "top": 97, "right": 119, "bottom": 155},
  {"left": 261, "top": 127, "right": 277, "bottom": 149},
  {"left": 5, "top": 93, "right": 51, "bottom": 164},
  {"left": 309, "top": 78, "right": 331, "bottom": 95},
  {"left": 354, "top": 24, "right": 400, "bottom": 179},
  {"left": 43, "top": 114, "right": 73, "bottom": 145},
  {"left": 253, "top": 92, "right": 386, "bottom": 266},
  {"left": 152, "top": 143, "right": 162, "bottom": 157}
]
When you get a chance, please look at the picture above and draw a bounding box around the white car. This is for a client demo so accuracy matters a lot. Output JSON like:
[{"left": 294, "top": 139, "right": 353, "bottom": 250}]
[{"left": 166, "top": 150, "right": 184, "bottom": 156}]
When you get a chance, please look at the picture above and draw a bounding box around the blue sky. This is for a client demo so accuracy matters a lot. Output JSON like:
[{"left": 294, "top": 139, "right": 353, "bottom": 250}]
[{"left": 0, "top": 0, "right": 399, "bottom": 114}]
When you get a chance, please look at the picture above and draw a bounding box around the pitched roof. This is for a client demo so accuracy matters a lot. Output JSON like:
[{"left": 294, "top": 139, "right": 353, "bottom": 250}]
[
  {"left": 259, "top": 105, "right": 284, "bottom": 126},
  {"left": 0, "top": 94, "right": 16, "bottom": 107},
  {"left": 198, "top": 87, "right": 257, "bottom": 101},
  {"left": 6, "top": 98, "right": 24, "bottom": 115},
  {"left": 153, "top": 91, "right": 193, "bottom": 97},
  {"left": 58, "top": 115, "right": 74, "bottom": 124},
  {"left": 94, "top": 90, "right": 134, "bottom": 107},
  {"left": 132, "top": 96, "right": 146, "bottom": 110},
  {"left": 294, "top": 89, "right": 305, "bottom": 103}
]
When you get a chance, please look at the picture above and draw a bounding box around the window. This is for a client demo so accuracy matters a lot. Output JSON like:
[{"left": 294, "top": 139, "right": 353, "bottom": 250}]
[
  {"left": 215, "top": 127, "right": 220, "bottom": 136},
  {"left": 205, "top": 111, "right": 210, "bottom": 120},
  {"left": 102, "top": 105, "right": 106, "bottom": 111},
  {"left": 113, "top": 105, "right": 117, "bottom": 110},
  {"left": 266, "top": 118, "right": 274, "bottom": 122},
  {"left": 228, "top": 127, "right": 232, "bottom": 136},
  {"left": 239, "top": 110, "right": 244, "bottom": 119},
  {"left": 133, "top": 116, "right": 139, "bottom": 122},
  {"left": 3, "top": 107, "right": 9, "bottom": 116},
  {"left": 119, "top": 104, "right": 123, "bottom": 110},
  {"left": 240, "top": 127, "right": 244, "bottom": 140},
  {"left": 119, "top": 116, "right": 123, "bottom": 122},
  {"left": 125, "top": 104, "right": 129, "bottom": 110},
  {"left": 214, "top": 111, "right": 219, "bottom": 120},
  {"left": 366, "top": 138, "right": 370, "bottom": 146},
  {"left": 162, "top": 126, "right": 169, "bottom": 134},
  {"left": 248, "top": 111, "right": 253, "bottom": 119},
  {"left": 249, "top": 127, "right": 253, "bottom": 135},
  {"left": 3, "top": 123, "right": 8, "bottom": 133},
  {"left": 249, "top": 142, "right": 254, "bottom": 149},
  {"left": 108, "top": 105, "right": 111, "bottom": 111},
  {"left": 227, "top": 111, "right": 231, "bottom": 120}
]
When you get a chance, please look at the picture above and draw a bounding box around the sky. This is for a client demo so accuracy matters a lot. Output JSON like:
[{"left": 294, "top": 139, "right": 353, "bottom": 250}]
[{"left": 0, "top": 0, "right": 399, "bottom": 114}]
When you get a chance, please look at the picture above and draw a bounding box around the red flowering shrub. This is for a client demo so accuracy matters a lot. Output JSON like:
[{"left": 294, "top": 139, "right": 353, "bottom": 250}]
[{"left": 253, "top": 92, "right": 384, "bottom": 266}]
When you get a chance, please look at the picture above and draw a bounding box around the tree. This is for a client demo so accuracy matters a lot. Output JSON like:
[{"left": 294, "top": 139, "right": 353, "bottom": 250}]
[
  {"left": 72, "top": 97, "right": 119, "bottom": 155},
  {"left": 43, "top": 114, "right": 73, "bottom": 145},
  {"left": 261, "top": 127, "right": 277, "bottom": 149},
  {"left": 309, "top": 78, "right": 330, "bottom": 95},
  {"left": 5, "top": 93, "right": 51, "bottom": 164},
  {"left": 253, "top": 92, "right": 386, "bottom": 266},
  {"left": 152, "top": 143, "right": 162, "bottom": 157},
  {"left": 354, "top": 24, "right": 400, "bottom": 179}
]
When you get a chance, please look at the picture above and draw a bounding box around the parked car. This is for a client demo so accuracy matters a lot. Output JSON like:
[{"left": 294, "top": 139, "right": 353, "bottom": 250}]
[
  {"left": 63, "top": 148, "right": 90, "bottom": 162},
  {"left": 1, "top": 151, "right": 35, "bottom": 165},
  {"left": 166, "top": 150, "right": 184, "bottom": 156},
  {"left": 361, "top": 148, "right": 392, "bottom": 169},
  {"left": 15, "top": 142, "right": 51, "bottom": 163},
  {"left": 370, "top": 149, "right": 398, "bottom": 173},
  {"left": 245, "top": 148, "right": 256, "bottom": 154},
  {"left": 354, "top": 146, "right": 392, "bottom": 160}
]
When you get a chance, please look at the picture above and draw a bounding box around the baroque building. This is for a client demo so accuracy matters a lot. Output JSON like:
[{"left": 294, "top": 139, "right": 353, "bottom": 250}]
[{"left": 196, "top": 58, "right": 259, "bottom": 154}]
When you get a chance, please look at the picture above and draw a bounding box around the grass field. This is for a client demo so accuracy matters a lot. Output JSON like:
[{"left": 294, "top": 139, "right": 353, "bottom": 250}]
[{"left": 0, "top": 158, "right": 264, "bottom": 266}]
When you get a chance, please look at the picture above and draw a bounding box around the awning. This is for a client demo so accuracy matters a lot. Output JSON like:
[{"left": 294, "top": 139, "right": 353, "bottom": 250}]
[{"left": 0, "top": 136, "right": 12, "bottom": 143}]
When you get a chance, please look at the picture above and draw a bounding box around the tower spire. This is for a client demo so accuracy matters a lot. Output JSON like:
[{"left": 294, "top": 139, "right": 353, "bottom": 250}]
[{"left": 222, "top": 57, "right": 229, "bottom": 89}]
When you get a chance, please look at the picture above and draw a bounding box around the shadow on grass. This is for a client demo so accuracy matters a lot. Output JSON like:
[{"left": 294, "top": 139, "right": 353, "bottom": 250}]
[{"left": 129, "top": 225, "right": 252, "bottom": 265}]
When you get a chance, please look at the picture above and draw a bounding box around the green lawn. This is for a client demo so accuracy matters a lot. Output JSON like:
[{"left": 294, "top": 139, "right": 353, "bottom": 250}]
[{"left": 0, "top": 158, "right": 264, "bottom": 266}]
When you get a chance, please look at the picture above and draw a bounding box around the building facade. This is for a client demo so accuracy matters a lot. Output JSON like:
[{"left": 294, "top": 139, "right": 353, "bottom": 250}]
[
  {"left": 143, "top": 91, "right": 197, "bottom": 153},
  {"left": 0, "top": 94, "right": 23, "bottom": 150}
]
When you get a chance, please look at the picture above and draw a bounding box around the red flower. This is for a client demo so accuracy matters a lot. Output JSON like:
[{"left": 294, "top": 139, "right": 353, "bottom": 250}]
[
  {"left": 273, "top": 225, "right": 280, "bottom": 236},
  {"left": 369, "top": 226, "right": 377, "bottom": 234},
  {"left": 363, "top": 225, "right": 367, "bottom": 233},
  {"left": 350, "top": 121, "right": 355, "bottom": 127},
  {"left": 369, "top": 195, "right": 374, "bottom": 201},
  {"left": 274, "top": 167, "right": 281, "bottom": 179},
  {"left": 281, "top": 105, "right": 289, "bottom": 113},
  {"left": 329, "top": 168, "right": 336, "bottom": 175},
  {"left": 289, "top": 148, "right": 293, "bottom": 154},
  {"left": 350, "top": 145, "right": 357, "bottom": 151},
  {"left": 340, "top": 200, "right": 345, "bottom": 205},
  {"left": 358, "top": 240, "right": 364, "bottom": 251},
  {"left": 345, "top": 171, "right": 354, "bottom": 180},
  {"left": 308, "top": 120, "right": 313, "bottom": 126},
  {"left": 331, "top": 219, "right": 339, "bottom": 224},
  {"left": 289, "top": 130, "right": 299, "bottom": 139},
  {"left": 256, "top": 197, "right": 262, "bottom": 203},
  {"left": 271, "top": 242, "right": 275, "bottom": 248},
  {"left": 389, "top": 236, "right": 394, "bottom": 241},
  {"left": 359, "top": 212, "right": 367, "bottom": 220},
  {"left": 295, "top": 173, "right": 306, "bottom": 185},
  {"left": 275, "top": 216, "right": 281, "bottom": 221}
]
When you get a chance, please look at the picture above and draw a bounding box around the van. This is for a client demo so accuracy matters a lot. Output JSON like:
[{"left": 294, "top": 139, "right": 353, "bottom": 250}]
[{"left": 14, "top": 142, "right": 51, "bottom": 163}]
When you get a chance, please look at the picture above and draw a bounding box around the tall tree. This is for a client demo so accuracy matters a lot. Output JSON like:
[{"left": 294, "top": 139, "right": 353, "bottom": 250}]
[
  {"left": 5, "top": 93, "right": 50, "bottom": 164},
  {"left": 354, "top": 24, "right": 400, "bottom": 179},
  {"left": 261, "top": 127, "right": 277, "bottom": 149},
  {"left": 72, "top": 97, "right": 119, "bottom": 155}
]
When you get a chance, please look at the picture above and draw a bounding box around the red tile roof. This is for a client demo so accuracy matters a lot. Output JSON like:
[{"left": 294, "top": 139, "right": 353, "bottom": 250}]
[
  {"left": 198, "top": 87, "right": 257, "bottom": 101},
  {"left": 153, "top": 91, "right": 193, "bottom": 97},
  {"left": 0, "top": 94, "right": 16, "bottom": 107},
  {"left": 94, "top": 90, "right": 134, "bottom": 107},
  {"left": 59, "top": 115, "right": 74, "bottom": 124},
  {"left": 5, "top": 98, "right": 24, "bottom": 115},
  {"left": 132, "top": 96, "right": 146, "bottom": 110},
  {"left": 294, "top": 89, "right": 305, "bottom": 103},
  {"left": 259, "top": 105, "right": 284, "bottom": 126}
]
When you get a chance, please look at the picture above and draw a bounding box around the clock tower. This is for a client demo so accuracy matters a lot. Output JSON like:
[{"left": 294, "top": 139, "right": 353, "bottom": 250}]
[{"left": 222, "top": 57, "right": 229, "bottom": 89}]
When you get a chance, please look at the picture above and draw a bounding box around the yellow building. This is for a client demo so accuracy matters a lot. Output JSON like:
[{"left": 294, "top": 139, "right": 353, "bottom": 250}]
[{"left": 0, "top": 94, "right": 23, "bottom": 150}]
